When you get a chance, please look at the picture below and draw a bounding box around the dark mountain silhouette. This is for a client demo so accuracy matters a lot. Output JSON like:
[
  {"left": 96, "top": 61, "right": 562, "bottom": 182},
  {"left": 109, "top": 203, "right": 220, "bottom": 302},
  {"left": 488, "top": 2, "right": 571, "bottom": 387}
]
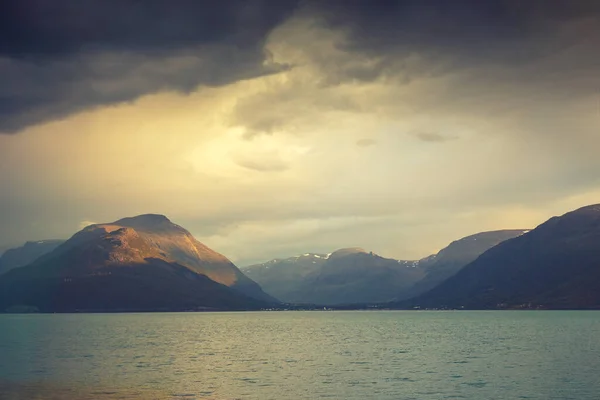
[
  {"left": 398, "top": 230, "right": 529, "bottom": 300},
  {"left": 0, "top": 214, "right": 276, "bottom": 312},
  {"left": 398, "top": 204, "right": 600, "bottom": 309},
  {"left": 0, "top": 240, "right": 64, "bottom": 276}
]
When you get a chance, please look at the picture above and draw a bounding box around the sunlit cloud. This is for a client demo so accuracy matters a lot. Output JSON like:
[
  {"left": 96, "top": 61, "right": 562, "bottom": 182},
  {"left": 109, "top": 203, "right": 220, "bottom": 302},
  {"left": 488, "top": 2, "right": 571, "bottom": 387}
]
[{"left": 0, "top": 1, "right": 599, "bottom": 264}]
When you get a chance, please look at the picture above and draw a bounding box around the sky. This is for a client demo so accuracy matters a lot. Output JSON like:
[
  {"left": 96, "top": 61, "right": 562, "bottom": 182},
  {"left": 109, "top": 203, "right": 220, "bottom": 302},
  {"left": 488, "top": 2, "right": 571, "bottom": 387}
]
[{"left": 0, "top": 0, "right": 599, "bottom": 265}]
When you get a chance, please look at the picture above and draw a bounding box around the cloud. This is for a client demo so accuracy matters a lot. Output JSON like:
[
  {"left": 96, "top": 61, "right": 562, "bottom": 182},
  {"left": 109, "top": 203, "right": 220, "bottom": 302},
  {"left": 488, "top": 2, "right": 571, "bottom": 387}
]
[
  {"left": 307, "top": 0, "right": 600, "bottom": 79},
  {"left": 0, "top": 0, "right": 299, "bottom": 133},
  {"left": 411, "top": 132, "right": 457, "bottom": 143},
  {"left": 3, "top": 0, "right": 598, "bottom": 135},
  {"left": 79, "top": 221, "right": 97, "bottom": 230},
  {"left": 234, "top": 157, "right": 290, "bottom": 173},
  {"left": 0, "top": 1, "right": 599, "bottom": 264},
  {"left": 356, "top": 138, "right": 377, "bottom": 147}
]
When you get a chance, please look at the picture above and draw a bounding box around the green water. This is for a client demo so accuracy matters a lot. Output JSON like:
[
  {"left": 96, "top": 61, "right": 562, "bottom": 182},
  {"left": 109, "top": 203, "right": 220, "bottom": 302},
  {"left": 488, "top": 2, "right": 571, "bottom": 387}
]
[{"left": 1, "top": 311, "right": 599, "bottom": 399}]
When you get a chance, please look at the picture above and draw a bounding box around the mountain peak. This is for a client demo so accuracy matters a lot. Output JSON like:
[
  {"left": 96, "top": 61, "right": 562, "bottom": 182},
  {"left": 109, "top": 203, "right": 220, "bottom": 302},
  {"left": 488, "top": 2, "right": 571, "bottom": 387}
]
[
  {"left": 116, "top": 213, "right": 171, "bottom": 224},
  {"left": 329, "top": 247, "right": 368, "bottom": 259},
  {"left": 113, "top": 214, "right": 180, "bottom": 232},
  {"left": 575, "top": 203, "right": 600, "bottom": 213},
  {"left": 0, "top": 213, "right": 276, "bottom": 311},
  {"left": 430, "top": 229, "right": 529, "bottom": 265},
  {"left": 0, "top": 240, "right": 65, "bottom": 276},
  {"left": 535, "top": 203, "right": 600, "bottom": 234},
  {"left": 565, "top": 203, "right": 600, "bottom": 219},
  {"left": 456, "top": 229, "right": 530, "bottom": 242}
]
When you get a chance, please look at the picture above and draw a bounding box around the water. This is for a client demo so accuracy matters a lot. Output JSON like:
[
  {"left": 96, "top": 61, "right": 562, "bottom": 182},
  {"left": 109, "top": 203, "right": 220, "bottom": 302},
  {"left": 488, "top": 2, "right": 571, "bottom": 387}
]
[{"left": 0, "top": 311, "right": 599, "bottom": 399}]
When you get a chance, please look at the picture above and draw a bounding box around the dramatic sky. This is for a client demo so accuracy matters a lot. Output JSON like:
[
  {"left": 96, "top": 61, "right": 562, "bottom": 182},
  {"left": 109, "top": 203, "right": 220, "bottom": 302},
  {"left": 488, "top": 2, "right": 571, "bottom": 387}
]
[{"left": 0, "top": 0, "right": 599, "bottom": 264}]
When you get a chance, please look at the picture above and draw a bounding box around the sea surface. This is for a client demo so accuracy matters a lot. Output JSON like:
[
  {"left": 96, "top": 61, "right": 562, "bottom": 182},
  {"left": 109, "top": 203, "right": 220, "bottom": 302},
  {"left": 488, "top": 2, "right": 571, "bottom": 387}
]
[{"left": 0, "top": 311, "right": 599, "bottom": 399}]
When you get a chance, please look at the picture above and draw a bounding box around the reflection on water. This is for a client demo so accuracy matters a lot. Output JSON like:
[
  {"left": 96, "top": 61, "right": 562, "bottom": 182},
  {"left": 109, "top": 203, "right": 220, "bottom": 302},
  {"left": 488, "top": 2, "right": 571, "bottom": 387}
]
[
  {"left": 1, "top": 311, "right": 600, "bottom": 399},
  {"left": 0, "top": 381, "right": 174, "bottom": 400}
]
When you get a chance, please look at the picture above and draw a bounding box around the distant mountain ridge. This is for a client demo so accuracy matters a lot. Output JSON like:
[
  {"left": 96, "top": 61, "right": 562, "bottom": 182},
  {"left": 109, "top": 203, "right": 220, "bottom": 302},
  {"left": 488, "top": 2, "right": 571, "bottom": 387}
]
[
  {"left": 298, "top": 248, "right": 424, "bottom": 305},
  {"left": 397, "top": 204, "right": 600, "bottom": 309},
  {"left": 243, "top": 230, "right": 528, "bottom": 305},
  {"left": 242, "top": 252, "right": 331, "bottom": 302},
  {"left": 0, "top": 214, "right": 275, "bottom": 312},
  {"left": 0, "top": 240, "right": 65, "bottom": 276},
  {"left": 398, "top": 230, "right": 529, "bottom": 300},
  {"left": 245, "top": 248, "right": 424, "bottom": 305}
]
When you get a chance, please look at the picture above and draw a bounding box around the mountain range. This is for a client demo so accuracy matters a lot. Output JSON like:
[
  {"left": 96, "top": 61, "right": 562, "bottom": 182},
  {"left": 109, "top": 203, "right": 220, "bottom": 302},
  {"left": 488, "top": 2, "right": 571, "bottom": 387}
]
[
  {"left": 396, "top": 204, "right": 600, "bottom": 309},
  {"left": 244, "top": 248, "right": 424, "bottom": 305},
  {"left": 243, "top": 231, "right": 527, "bottom": 305},
  {"left": 1, "top": 203, "right": 599, "bottom": 312}
]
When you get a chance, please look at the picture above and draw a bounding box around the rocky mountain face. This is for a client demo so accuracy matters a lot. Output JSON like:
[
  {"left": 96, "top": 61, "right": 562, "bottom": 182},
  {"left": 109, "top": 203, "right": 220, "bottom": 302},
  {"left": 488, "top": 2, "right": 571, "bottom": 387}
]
[
  {"left": 109, "top": 215, "right": 274, "bottom": 302},
  {"left": 244, "top": 248, "right": 424, "bottom": 305},
  {"left": 243, "top": 231, "right": 528, "bottom": 306},
  {"left": 0, "top": 214, "right": 275, "bottom": 312},
  {"left": 0, "top": 240, "right": 64, "bottom": 276},
  {"left": 399, "top": 204, "right": 600, "bottom": 309}
]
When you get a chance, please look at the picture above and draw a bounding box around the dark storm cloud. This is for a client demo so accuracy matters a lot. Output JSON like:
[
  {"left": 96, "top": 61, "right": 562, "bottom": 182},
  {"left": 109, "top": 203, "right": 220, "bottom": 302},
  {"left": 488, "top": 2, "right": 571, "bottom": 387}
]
[
  {"left": 306, "top": 0, "right": 600, "bottom": 82},
  {"left": 0, "top": 0, "right": 299, "bottom": 133},
  {"left": 328, "top": 0, "right": 600, "bottom": 55},
  {"left": 2, "top": 0, "right": 599, "bottom": 133},
  {"left": 0, "top": 0, "right": 298, "bottom": 56}
]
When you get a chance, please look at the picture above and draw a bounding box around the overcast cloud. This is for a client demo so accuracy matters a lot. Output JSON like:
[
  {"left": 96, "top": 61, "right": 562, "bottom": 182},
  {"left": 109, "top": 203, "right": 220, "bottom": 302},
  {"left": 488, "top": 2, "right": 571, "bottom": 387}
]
[{"left": 0, "top": 0, "right": 598, "bottom": 264}]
